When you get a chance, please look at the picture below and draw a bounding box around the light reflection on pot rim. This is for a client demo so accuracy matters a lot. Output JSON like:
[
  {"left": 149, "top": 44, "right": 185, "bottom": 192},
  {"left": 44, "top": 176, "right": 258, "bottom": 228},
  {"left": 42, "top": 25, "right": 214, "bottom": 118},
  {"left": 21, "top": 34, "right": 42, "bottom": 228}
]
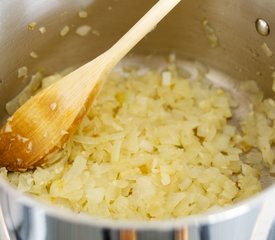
[{"left": 0, "top": 175, "right": 274, "bottom": 231}]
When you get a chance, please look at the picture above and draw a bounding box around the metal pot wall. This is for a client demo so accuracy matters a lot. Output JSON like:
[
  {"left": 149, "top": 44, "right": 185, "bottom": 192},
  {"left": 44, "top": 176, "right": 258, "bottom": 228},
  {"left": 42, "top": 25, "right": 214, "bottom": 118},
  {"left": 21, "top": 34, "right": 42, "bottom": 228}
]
[{"left": 0, "top": 0, "right": 275, "bottom": 239}]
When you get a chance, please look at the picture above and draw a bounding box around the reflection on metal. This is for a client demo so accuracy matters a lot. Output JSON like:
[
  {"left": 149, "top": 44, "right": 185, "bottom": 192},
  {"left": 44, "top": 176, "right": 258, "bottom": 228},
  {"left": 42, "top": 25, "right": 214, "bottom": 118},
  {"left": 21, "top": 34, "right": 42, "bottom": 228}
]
[
  {"left": 0, "top": 205, "right": 10, "bottom": 240},
  {"left": 176, "top": 227, "right": 189, "bottom": 240},
  {"left": 255, "top": 18, "right": 270, "bottom": 36},
  {"left": 120, "top": 229, "right": 137, "bottom": 240},
  {"left": 251, "top": 198, "right": 274, "bottom": 240}
]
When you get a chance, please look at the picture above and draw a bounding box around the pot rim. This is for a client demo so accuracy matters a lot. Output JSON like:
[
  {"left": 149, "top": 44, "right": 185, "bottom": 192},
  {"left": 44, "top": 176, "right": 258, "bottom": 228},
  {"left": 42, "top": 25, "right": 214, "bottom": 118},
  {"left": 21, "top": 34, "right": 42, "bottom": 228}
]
[{"left": 0, "top": 176, "right": 274, "bottom": 230}]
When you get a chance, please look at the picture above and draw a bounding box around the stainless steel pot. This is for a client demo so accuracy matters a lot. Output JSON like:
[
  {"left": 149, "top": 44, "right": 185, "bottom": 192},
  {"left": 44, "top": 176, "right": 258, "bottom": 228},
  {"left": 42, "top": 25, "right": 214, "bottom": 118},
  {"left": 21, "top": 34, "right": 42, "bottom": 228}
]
[{"left": 0, "top": 0, "right": 275, "bottom": 239}]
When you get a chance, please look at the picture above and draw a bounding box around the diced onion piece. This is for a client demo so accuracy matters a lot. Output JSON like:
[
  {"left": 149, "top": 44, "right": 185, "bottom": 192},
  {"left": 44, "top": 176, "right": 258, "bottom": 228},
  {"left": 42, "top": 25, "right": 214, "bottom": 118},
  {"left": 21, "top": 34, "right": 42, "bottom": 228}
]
[
  {"left": 28, "top": 22, "right": 37, "bottom": 30},
  {"left": 60, "top": 25, "right": 70, "bottom": 37},
  {"left": 39, "top": 27, "right": 46, "bottom": 34},
  {"left": 75, "top": 25, "right": 91, "bottom": 36},
  {"left": 78, "top": 11, "right": 88, "bottom": 18},
  {"left": 5, "top": 123, "right": 12, "bottom": 133},
  {"left": 17, "top": 66, "right": 28, "bottom": 79},
  {"left": 261, "top": 42, "right": 273, "bottom": 57},
  {"left": 202, "top": 19, "right": 219, "bottom": 47},
  {"left": 30, "top": 51, "right": 38, "bottom": 59}
]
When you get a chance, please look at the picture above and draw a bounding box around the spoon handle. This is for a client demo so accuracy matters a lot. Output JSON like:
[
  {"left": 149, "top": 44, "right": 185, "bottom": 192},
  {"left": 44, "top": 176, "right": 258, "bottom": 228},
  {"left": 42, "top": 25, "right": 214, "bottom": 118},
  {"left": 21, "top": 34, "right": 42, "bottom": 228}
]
[{"left": 106, "top": 0, "right": 181, "bottom": 68}]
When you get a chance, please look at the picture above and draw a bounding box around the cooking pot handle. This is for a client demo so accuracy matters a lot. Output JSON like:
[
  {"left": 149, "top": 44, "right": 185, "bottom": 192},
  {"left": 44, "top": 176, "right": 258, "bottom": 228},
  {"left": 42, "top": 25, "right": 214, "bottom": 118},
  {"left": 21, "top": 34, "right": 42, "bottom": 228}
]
[
  {"left": 175, "top": 228, "right": 189, "bottom": 240},
  {"left": 120, "top": 230, "right": 137, "bottom": 240},
  {"left": 119, "top": 228, "right": 189, "bottom": 240}
]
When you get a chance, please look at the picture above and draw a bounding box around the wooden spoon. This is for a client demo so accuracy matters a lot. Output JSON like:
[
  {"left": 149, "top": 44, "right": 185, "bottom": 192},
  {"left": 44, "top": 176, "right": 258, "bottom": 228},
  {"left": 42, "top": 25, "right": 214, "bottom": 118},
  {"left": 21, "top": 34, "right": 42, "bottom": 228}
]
[{"left": 0, "top": 0, "right": 181, "bottom": 171}]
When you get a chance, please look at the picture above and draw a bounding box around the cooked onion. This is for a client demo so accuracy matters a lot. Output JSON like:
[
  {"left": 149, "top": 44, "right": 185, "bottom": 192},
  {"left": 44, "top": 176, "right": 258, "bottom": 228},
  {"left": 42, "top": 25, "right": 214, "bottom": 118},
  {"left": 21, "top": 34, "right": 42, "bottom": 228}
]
[{"left": 1, "top": 58, "right": 274, "bottom": 220}]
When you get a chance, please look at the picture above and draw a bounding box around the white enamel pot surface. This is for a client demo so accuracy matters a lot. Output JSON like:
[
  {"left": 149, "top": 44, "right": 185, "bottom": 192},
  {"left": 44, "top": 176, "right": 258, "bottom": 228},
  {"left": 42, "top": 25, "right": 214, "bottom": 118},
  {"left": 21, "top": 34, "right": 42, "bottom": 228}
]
[{"left": 0, "top": 0, "right": 275, "bottom": 240}]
